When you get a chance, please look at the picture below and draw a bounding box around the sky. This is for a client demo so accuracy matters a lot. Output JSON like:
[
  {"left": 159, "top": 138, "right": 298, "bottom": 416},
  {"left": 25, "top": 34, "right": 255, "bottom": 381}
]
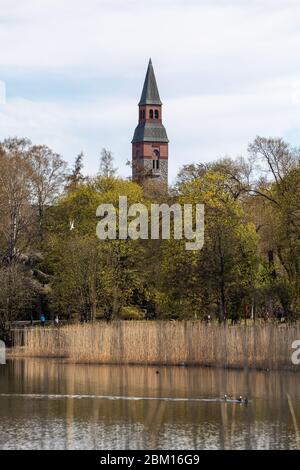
[{"left": 0, "top": 0, "right": 300, "bottom": 184}]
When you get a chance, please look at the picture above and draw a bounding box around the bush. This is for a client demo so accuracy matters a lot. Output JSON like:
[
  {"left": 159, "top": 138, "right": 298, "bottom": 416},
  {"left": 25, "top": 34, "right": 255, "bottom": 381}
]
[{"left": 120, "top": 306, "right": 146, "bottom": 320}]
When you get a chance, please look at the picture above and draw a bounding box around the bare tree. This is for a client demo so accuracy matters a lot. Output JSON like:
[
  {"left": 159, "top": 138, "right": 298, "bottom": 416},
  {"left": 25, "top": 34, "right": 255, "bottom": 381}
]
[
  {"left": 0, "top": 138, "right": 35, "bottom": 263},
  {"left": 98, "top": 148, "right": 117, "bottom": 177},
  {"left": 175, "top": 163, "right": 207, "bottom": 188},
  {"left": 29, "top": 145, "right": 67, "bottom": 227},
  {"left": 248, "top": 136, "right": 299, "bottom": 185}
]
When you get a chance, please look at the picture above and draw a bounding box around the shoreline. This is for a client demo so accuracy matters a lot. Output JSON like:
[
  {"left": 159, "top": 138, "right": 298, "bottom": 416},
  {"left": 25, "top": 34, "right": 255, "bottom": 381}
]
[
  {"left": 10, "top": 321, "right": 300, "bottom": 372},
  {"left": 7, "top": 354, "right": 300, "bottom": 372}
]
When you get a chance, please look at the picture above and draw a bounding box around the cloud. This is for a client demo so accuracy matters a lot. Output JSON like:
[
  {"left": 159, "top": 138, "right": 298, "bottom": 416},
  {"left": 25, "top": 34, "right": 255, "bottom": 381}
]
[
  {"left": 0, "top": 96, "right": 135, "bottom": 176},
  {"left": 0, "top": 0, "right": 300, "bottom": 182}
]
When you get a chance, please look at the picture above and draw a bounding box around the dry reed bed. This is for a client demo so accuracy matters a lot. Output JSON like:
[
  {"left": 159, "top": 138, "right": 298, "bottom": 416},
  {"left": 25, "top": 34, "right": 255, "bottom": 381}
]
[{"left": 12, "top": 321, "right": 300, "bottom": 370}]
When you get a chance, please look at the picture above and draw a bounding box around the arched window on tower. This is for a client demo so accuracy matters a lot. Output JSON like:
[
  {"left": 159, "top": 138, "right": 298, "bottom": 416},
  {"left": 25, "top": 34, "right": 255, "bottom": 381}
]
[
  {"left": 142, "top": 110, "right": 145, "bottom": 119},
  {"left": 153, "top": 149, "right": 160, "bottom": 170},
  {"left": 155, "top": 110, "right": 159, "bottom": 119},
  {"left": 139, "top": 110, "right": 142, "bottom": 120},
  {"left": 149, "top": 109, "right": 154, "bottom": 119}
]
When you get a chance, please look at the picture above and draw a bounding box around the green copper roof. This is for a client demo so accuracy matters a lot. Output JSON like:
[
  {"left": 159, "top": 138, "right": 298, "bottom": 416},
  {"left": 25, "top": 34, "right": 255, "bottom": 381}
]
[{"left": 139, "top": 59, "right": 162, "bottom": 106}]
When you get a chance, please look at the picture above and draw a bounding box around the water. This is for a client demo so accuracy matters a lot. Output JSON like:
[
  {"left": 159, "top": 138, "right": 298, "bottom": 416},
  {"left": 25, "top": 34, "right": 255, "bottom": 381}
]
[{"left": 0, "top": 359, "right": 299, "bottom": 450}]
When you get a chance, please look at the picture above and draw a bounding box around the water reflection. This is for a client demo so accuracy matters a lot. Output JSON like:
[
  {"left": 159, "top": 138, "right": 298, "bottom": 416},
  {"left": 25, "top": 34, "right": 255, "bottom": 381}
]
[{"left": 0, "top": 359, "right": 299, "bottom": 449}]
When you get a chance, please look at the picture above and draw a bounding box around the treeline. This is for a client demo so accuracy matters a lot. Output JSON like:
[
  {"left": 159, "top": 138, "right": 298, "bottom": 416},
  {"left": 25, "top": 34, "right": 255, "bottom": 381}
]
[{"left": 0, "top": 136, "right": 300, "bottom": 339}]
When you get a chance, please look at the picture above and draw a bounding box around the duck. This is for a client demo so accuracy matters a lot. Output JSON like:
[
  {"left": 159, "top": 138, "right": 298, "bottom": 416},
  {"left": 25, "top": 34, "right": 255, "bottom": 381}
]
[
  {"left": 223, "top": 394, "right": 249, "bottom": 404},
  {"left": 237, "top": 395, "right": 249, "bottom": 404}
]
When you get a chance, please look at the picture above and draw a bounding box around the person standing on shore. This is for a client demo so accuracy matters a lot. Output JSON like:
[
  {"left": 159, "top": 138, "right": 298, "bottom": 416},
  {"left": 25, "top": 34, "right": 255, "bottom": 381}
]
[
  {"left": 40, "top": 313, "right": 45, "bottom": 327},
  {"left": 54, "top": 315, "right": 59, "bottom": 327}
]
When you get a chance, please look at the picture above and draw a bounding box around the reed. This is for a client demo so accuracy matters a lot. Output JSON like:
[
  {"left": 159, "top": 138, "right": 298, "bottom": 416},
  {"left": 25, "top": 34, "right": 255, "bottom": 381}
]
[{"left": 11, "top": 321, "right": 300, "bottom": 370}]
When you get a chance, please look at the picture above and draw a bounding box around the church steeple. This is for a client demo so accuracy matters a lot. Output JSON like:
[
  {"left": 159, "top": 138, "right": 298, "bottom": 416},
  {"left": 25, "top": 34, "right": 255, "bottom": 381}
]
[
  {"left": 132, "top": 60, "right": 169, "bottom": 186},
  {"left": 139, "top": 59, "right": 162, "bottom": 106}
]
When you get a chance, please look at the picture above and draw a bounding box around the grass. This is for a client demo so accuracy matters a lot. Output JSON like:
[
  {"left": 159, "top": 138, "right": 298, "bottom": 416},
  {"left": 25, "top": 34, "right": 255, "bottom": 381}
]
[{"left": 11, "top": 321, "right": 300, "bottom": 370}]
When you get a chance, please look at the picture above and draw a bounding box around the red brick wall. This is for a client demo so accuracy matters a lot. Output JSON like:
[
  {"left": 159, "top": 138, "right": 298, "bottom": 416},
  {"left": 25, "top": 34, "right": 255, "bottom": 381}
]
[
  {"left": 138, "top": 105, "right": 162, "bottom": 123},
  {"left": 132, "top": 142, "right": 168, "bottom": 160}
]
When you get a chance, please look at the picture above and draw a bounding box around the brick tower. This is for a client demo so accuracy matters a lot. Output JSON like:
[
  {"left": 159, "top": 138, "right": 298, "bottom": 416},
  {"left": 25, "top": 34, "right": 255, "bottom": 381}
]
[{"left": 132, "top": 59, "right": 169, "bottom": 185}]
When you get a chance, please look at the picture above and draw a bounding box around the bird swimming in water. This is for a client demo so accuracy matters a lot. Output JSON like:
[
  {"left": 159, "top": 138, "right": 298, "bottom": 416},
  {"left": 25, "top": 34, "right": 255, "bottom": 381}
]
[
  {"left": 238, "top": 396, "right": 249, "bottom": 404},
  {"left": 223, "top": 394, "right": 249, "bottom": 404}
]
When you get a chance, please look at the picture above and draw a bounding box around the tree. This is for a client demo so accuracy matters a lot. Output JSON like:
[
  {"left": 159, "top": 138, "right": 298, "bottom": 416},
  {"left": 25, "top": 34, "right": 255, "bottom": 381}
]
[
  {"left": 0, "top": 262, "right": 37, "bottom": 342},
  {"left": 248, "top": 136, "right": 300, "bottom": 319},
  {"left": 48, "top": 236, "right": 106, "bottom": 321},
  {"left": 29, "top": 144, "right": 67, "bottom": 241},
  {"left": 45, "top": 177, "right": 146, "bottom": 320},
  {"left": 208, "top": 157, "right": 251, "bottom": 200},
  {"left": 0, "top": 138, "right": 36, "bottom": 263},
  {"left": 98, "top": 148, "right": 118, "bottom": 178},
  {"left": 65, "top": 152, "right": 86, "bottom": 191},
  {"left": 175, "top": 163, "right": 207, "bottom": 189},
  {"left": 160, "top": 170, "right": 259, "bottom": 321}
]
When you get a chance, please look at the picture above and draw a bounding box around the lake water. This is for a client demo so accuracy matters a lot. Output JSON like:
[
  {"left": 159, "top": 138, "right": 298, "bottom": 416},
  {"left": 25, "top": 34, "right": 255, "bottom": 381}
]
[{"left": 0, "top": 359, "right": 299, "bottom": 450}]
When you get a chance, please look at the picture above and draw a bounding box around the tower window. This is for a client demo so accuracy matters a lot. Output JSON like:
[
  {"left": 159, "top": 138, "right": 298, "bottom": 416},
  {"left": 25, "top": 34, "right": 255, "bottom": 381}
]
[
  {"left": 140, "top": 110, "right": 142, "bottom": 120},
  {"left": 155, "top": 110, "right": 159, "bottom": 119},
  {"left": 152, "top": 159, "right": 159, "bottom": 170},
  {"left": 149, "top": 109, "right": 154, "bottom": 119},
  {"left": 142, "top": 110, "right": 145, "bottom": 119},
  {"left": 153, "top": 149, "right": 160, "bottom": 170}
]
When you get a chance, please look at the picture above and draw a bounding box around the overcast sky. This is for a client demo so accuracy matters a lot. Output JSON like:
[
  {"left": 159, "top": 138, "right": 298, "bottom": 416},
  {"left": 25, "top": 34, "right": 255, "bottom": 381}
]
[{"left": 0, "top": 0, "right": 300, "bottom": 183}]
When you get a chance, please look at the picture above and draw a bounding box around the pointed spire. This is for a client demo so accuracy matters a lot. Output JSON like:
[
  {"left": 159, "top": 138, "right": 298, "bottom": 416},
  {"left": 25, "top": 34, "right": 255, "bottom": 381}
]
[{"left": 139, "top": 59, "right": 162, "bottom": 106}]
